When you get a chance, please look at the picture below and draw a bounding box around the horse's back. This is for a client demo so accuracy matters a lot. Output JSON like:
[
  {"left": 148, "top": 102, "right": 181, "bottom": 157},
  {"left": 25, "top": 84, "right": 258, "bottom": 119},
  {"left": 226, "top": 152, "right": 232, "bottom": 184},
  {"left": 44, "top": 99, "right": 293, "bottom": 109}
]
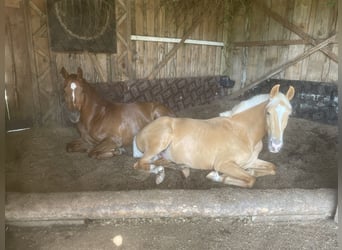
[
  {"left": 138, "top": 116, "right": 234, "bottom": 148},
  {"left": 138, "top": 116, "right": 250, "bottom": 168},
  {"left": 122, "top": 102, "right": 174, "bottom": 120},
  {"left": 151, "top": 102, "right": 176, "bottom": 118},
  {"left": 135, "top": 116, "right": 174, "bottom": 152}
]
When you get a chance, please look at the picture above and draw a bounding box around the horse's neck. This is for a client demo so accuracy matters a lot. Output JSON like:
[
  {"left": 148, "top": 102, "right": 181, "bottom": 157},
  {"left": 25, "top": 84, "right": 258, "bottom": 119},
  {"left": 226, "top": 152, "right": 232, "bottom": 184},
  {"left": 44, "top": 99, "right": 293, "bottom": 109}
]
[
  {"left": 231, "top": 101, "right": 268, "bottom": 143},
  {"left": 80, "top": 83, "right": 110, "bottom": 118}
]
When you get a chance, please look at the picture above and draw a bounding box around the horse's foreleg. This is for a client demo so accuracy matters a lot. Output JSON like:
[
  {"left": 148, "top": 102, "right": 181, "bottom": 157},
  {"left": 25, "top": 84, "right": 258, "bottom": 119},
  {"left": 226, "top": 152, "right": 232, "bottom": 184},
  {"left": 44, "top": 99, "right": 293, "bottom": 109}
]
[
  {"left": 66, "top": 138, "right": 90, "bottom": 153},
  {"left": 88, "top": 138, "right": 125, "bottom": 159},
  {"left": 210, "top": 162, "right": 256, "bottom": 188},
  {"left": 245, "top": 159, "right": 276, "bottom": 177}
]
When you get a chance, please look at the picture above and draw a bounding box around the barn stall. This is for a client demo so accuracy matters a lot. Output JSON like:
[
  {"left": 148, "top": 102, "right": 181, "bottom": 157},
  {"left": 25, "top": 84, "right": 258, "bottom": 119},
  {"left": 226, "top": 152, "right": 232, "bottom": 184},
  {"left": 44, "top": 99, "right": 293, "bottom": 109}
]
[{"left": 5, "top": 0, "right": 338, "bottom": 223}]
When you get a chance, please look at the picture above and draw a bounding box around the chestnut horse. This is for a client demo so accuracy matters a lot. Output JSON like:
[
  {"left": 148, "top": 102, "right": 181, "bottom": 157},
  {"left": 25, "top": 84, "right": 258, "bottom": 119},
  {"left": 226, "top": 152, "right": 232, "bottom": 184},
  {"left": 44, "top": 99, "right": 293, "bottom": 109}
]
[
  {"left": 60, "top": 67, "right": 175, "bottom": 159},
  {"left": 133, "top": 84, "right": 295, "bottom": 188}
]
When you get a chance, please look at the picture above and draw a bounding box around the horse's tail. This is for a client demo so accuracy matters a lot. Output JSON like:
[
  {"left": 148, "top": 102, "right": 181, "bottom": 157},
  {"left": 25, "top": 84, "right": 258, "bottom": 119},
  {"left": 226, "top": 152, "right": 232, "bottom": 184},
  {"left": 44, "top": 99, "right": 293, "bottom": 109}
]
[{"left": 152, "top": 103, "right": 176, "bottom": 120}]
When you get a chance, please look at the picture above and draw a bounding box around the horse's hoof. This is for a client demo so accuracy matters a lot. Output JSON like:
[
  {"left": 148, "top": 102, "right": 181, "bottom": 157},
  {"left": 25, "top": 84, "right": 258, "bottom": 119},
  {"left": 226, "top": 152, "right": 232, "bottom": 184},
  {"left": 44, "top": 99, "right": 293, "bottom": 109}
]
[
  {"left": 155, "top": 171, "right": 165, "bottom": 185},
  {"left": 133, "top": 162, "right": 139, "bottom": 169},
  {"left": 206, "top": 171, "right": 221, "bottom": 182},
  {"left": 113, "top": 147, "right": 125, "bottom": 155},
  {"left": 181, "top": 168, "right": 190, "bottom": 178}
]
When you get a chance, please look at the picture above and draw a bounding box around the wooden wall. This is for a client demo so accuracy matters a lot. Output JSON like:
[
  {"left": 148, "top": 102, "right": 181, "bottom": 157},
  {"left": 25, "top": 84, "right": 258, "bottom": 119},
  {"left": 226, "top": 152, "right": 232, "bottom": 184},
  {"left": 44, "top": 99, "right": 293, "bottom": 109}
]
[{"left": 4, "top": 0, "right": 338, "bottom": 127}]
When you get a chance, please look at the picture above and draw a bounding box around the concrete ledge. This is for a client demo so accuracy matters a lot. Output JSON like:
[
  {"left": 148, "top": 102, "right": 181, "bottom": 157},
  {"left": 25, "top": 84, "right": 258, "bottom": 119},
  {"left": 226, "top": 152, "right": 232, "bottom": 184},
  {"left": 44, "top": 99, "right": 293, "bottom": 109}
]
[{"left": 5, "top": 188, "right": 337, "bottom": 224}]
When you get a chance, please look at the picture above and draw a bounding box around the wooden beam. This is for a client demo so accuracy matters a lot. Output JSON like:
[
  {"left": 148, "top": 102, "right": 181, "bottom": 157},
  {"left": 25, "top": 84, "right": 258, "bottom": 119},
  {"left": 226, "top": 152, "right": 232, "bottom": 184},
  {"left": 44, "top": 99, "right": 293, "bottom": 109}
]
[
  {"left": 131, "top": 35, "right": 225, "bottom": 47},
  {"left": 256, "top": 0, "right": 338, "bottom": 63},
  {"left": 233, "top": 39, "right": 337, "bottom": 47},
  {"left": 145, "top": 10, "right": 205, "bottom": 79},
  {"left": 229, "top": 34, "right": 336, "bottom": 99}
]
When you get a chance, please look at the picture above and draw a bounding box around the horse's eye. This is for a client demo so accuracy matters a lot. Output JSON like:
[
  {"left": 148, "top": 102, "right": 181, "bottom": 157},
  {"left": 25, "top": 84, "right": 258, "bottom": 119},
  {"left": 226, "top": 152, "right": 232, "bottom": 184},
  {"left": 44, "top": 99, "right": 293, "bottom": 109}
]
[{"left": 266, "top": 111, "right": 271, "bottom": 115}]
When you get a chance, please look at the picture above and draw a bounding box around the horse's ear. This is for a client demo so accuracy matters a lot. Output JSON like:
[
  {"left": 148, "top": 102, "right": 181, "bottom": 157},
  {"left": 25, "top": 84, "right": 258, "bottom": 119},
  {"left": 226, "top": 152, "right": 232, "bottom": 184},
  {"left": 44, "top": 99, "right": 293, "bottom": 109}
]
[
  {"left": 286, "top": 86, "right": 295, "bottom": 101},
  {"left": 60, "top": 67, "right": 68, "bottom": 80},
  {"left": 77, "top": 67, "right": 83, "bottom": 79},
  {"left": 269, "top": 84, "right": 280, "bottom": 98}
]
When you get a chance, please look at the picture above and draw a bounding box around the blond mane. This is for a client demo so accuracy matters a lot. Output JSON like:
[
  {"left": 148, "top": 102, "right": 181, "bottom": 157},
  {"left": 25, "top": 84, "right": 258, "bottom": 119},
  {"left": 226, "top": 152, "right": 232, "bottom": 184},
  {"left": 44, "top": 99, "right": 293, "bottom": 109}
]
[{"left": 220, "top": 94, "right": 269, "bottom": 117}]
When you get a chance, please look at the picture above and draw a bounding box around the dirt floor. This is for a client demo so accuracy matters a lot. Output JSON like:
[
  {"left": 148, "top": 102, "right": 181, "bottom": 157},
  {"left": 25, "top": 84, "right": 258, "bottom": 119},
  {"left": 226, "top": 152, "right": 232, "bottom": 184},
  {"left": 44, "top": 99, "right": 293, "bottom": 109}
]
[
  {"left": 5, "top": 98, "right": 338, "bottom": 192},
  {"left": 5, "top": 97, "right": 338, "bottom": 249},
  {"left": 5, "top": 218, "right": 338, "bottom": 250}
]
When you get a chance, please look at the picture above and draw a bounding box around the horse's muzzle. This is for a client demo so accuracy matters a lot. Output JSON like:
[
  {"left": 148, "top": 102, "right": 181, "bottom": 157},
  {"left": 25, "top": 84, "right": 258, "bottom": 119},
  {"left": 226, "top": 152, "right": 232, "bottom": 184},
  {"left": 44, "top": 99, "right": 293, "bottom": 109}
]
[
  {"left": 268, "top": 138, "right": 283, "bottom": 153},
  {"left": 67, "top": 110, "right": 81, "bottom": 123},
  {"left": 62, "top": 103, "right": 80, "bottom": 123}
]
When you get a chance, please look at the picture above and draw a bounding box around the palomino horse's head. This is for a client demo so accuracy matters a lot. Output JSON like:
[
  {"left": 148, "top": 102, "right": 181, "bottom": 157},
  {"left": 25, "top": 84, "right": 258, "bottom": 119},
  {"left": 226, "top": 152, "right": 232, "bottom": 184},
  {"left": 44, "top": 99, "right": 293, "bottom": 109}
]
[
  {"left": 266, "top": 84, "right": 295, "bottom": 153},
  {"left": 60, "top": 67, "right": 85, "bottom": 123}
]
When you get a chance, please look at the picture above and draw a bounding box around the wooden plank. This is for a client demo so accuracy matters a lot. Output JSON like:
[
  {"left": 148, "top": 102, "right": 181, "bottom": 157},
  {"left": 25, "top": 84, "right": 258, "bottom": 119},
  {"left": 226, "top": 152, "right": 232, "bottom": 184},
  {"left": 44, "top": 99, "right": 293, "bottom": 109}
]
[
  {"left": 199, "top": 1, "right": 209, "bottom": 76},
  {"left": 175, "top": 5, "right": 185, "bottom": 77},
  {"left": 265, "top": 0, "right": 289, "bottom": 77},
  {"left": 125, "top": 0, "right": 133, "bottom": 79},
  {"left": 252, "top": 0, "right": 269, "bottom": 82},
  {"left": 214, "top": 2, "right": 224, "bottom": 76},
  {"left": 195, "top": 4, "right": 203, "bottom": 77},
  {"left": 185, "top": 8, "right": 192, "bottom": 76},
  {"left": 49, "top": 52, "right": 66, "bottom": 126},
  {"left": 132, "top": 0, "right": 143, "bottom": 78},
  {"left": 190, "top": 6, "right": 200, "bottom": 76},
  {"left": 326, "top": 45, "right": 338, "bottom": 81},
  {"left": 22, "top": 1, "right": 41, "bottom": 125},
  {"left": 134, "top": 0, "right": 144, "bottom": 34},
  {"left": 158, "top": 2, "right": 166, "bottom": 78},
  {"left": 300, "top": 0, "right": 316, "bottom": 81},
  {"left": 227, "top": 5, "right": 246, "bottom": 89},
  {"left": 304, "top": 0, "right": 333, "bottom": 81},
  {"left": 229, "top": 34, "right": 336, "bottom": 99},
  {"left": 285, "top": 0, "right": 309, "bottom": 80},
  {"left": 147, "top": 0, "right": 156, "bottom": 77},
  {"left": 207, "top": 1, "right": 218, "bottom": 76}
]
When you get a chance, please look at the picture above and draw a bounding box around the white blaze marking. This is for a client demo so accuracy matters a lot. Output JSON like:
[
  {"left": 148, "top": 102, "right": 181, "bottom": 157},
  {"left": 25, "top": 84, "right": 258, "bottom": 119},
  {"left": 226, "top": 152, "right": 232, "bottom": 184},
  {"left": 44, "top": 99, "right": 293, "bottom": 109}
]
[
  {"left": 70, "top": 82, "right": 77, "bottom": 104},
  {"left": 275, "top": 104, "right": 286, "bottom": 141}
]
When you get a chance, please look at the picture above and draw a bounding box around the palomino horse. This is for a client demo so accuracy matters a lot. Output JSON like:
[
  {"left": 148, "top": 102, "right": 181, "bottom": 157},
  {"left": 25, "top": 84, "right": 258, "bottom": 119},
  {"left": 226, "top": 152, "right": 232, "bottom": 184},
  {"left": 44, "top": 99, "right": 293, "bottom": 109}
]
[
  {"left": 133, "top": 84, "right": 295, "bottom": 188},
  {"left": 60, "top": 67, "right": 175, "bottom": 159}
]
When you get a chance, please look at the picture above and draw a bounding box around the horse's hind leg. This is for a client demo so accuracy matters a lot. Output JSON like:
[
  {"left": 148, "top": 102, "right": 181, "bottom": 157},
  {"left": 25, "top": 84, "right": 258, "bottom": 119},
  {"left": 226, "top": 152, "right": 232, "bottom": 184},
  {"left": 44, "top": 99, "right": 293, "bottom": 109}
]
[
  {"left": 133, "top": 135, "right": 173, "bottom": 184},
  {"left": 209, "top": 161, "right": 256, "bottom": 188},
  {"left": 134, "top": 155, "right": 167, "bottom": 184},
  {"left": 133, "top": 127, "right": 173, "bottom": 170}
]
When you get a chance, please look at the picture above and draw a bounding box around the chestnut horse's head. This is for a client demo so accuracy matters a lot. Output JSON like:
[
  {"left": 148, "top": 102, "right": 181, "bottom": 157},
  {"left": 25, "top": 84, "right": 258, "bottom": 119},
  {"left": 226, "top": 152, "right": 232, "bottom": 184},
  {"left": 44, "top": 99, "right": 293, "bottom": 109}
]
[
  {"left": 265, "top": 84, "right": 295, "bottom": 153},
  {"left": 60, "top": 67, "right": 85, "bottom": 123}
]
